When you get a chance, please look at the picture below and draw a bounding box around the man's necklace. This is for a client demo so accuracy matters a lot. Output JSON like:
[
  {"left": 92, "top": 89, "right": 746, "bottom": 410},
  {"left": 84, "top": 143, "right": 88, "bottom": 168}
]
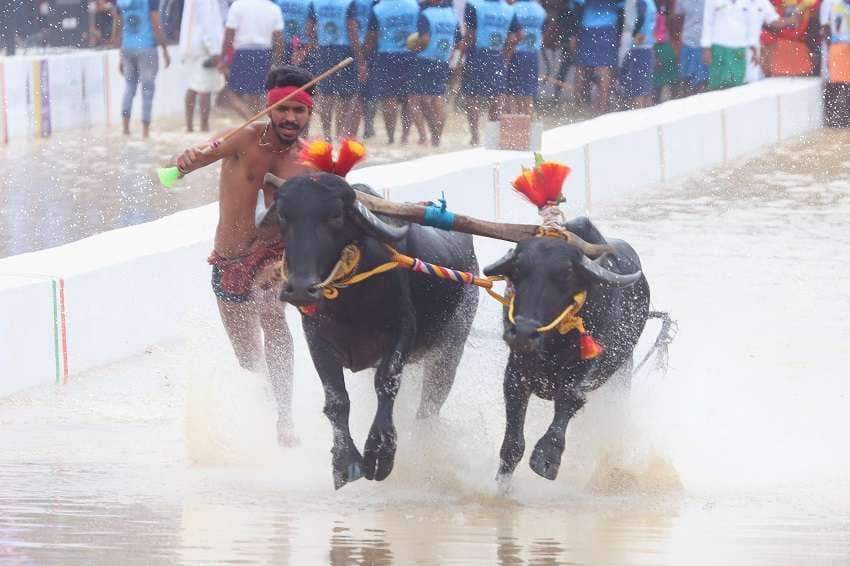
[{"left": 258, "top": 123, "right": 297, "bottom": 155}]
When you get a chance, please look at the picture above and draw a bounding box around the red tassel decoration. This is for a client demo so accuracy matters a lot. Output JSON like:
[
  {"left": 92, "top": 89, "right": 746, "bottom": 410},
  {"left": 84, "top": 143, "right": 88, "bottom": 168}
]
[
  {"left": 511, "top": 154, "right": 571, "bottom": 209},
  {"left": 579, "top": 332, "right": 604, "bottom": 360},
  {"left": 334, "top": 139, "right": 366, "bottom": 176}
]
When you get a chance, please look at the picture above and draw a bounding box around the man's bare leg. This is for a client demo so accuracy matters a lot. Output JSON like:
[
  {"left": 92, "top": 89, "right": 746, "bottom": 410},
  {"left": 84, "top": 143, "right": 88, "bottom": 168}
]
[
  {"left": 216, "top": 298, "right": 264, "bottom": 371},
  {"left": 258, "top": 289, "right": 297, "bottom": 446},
  {"left": 185, "top": 89, "right": 197, "bottom": 132}
]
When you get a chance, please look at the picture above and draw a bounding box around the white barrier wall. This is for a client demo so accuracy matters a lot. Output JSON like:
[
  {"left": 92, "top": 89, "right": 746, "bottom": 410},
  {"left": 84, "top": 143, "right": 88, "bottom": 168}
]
[
  {"left": 0, "top": 49, "right": 190, "bottom": 142},
  {"left": 0, "top": 78, "right": 823, "bottom": 397}
]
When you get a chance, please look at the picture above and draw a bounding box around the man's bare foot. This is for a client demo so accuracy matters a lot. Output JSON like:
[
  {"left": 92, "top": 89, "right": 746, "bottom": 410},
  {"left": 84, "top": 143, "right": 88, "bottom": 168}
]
[
  {"left": 142, "top": 123, "right": 151, "bottom": 138},
  {"left": 418, "top": 137, "right": 427, "bottom": 145}
]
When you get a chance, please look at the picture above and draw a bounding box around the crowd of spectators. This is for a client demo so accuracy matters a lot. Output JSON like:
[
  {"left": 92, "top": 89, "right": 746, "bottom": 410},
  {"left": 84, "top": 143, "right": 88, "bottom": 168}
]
[{"left": 1, "top": 0, "right": 847, "bottom": 139}]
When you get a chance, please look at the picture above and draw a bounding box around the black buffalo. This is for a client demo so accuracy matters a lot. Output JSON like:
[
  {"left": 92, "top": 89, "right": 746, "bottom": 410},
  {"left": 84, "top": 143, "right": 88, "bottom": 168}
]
[
  {"left": 266, "top": 172, "right": 479, "bottom": 489},
  {"left": 483, "top": 217, "right": 649, "bottom": 485}
]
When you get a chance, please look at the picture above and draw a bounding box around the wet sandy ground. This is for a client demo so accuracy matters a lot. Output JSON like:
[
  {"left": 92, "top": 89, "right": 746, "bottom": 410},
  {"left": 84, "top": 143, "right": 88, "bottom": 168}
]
[{"left": 1, "top": 130, "right": 849, "bottom": 564}]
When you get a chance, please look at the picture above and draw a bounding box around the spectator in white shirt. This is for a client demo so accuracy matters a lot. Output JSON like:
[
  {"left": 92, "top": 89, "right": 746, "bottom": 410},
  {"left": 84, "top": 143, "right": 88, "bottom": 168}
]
[
  {"left": 218, "top": 0, "right": 285, "bottom": 117},
  {"left": 701, "top": 0, "right": 759, "bottom": 89},
  {"left": 179, "top": 0, "right": 226, "bottom": 131}
]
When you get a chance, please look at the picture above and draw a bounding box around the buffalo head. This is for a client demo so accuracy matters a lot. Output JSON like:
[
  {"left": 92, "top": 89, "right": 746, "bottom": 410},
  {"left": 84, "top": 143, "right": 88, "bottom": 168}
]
[
  {"left": 266, "top": 173, "right": 408, "bottom": 306},
  {"left": 483, "top": 237, "right": 641, "bottom": 352}
]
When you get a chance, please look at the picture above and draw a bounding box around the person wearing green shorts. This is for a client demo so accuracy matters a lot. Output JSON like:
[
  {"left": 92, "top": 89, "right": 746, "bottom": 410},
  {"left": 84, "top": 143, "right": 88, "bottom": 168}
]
[
  {"left": 706, "top": 44, "right": 747, "bottom": 88},
  {"left": 700, "top": 0, "right": 759, "bottom": 90}
]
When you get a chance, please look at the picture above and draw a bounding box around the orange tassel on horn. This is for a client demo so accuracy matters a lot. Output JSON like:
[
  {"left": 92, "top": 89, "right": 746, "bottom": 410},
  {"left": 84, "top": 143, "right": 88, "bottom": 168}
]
[
  {"left": 300, "top": 138, "right": 366, "bottom": 177},
  {"left": 511, "top": 153, "right": 571, "bottom": 209},
  {"left": 301, "top": 140, "right": 335, "bottom": 173},
  {"left": 334, "top": 139, "right": 366, "bottom": 176}
]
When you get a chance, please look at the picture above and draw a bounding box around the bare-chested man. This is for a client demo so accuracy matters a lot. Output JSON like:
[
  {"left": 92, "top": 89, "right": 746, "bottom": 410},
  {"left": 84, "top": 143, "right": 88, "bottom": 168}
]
[{"left": 173, "top": 65, "right": 315, "bottom": 446}]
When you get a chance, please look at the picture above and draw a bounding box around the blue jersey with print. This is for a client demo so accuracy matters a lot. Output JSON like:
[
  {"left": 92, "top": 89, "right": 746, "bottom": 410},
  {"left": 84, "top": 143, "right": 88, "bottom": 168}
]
[
  {"left": 418, "top": 6, "right": 458, "bottom": 61},
  {"left": 278, "top": 0, "right": 312, "bottom": 44},
  {"left": 117, "top": 0, "right": 157, "bottom": 49},
  {"left": 513, "top": 0, "right": 546, "bottom": 52},
  {"left": 310, "top": 0, "right": 354, "bottom": 46},
  {"left": 574, "top": 0, "right": 623, "bottom": 28},
  {"left": 472, "top": 0, "right": 516, "bottom": 50},
  {"left": 372, "top": 0, "right": 420, "bottom": 53}
]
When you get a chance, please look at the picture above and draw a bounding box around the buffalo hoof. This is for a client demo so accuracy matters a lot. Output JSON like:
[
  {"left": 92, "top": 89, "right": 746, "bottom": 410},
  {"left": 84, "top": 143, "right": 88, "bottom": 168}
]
[
  {"left": 529, "top": 435, "right": 565, "bottom": 481},
  {"left": 332, "top": 444, "right": 365, "bottom": 490},
  {"left": 363, "top": 424, "right": 397, "bottom": 482}
]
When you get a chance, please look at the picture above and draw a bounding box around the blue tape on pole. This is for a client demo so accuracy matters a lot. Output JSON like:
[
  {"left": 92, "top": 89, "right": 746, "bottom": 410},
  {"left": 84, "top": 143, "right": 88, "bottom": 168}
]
[{"left": 423, "top": 194, "right": 455, "bottom": 230}]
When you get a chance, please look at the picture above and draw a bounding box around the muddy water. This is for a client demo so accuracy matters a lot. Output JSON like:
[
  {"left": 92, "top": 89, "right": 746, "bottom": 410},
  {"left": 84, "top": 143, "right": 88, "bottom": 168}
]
[{"left": 1, "top": 129, "right": 850, "bottom": 564}]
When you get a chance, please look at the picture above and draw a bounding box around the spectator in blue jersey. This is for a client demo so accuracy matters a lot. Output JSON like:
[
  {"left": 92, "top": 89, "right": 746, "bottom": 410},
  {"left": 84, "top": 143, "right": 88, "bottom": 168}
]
[
  {"left": 506, "top": 0, "right": 546, "bottom": 115},
  {"left": 460, "top": 0, "right": 522, "bottom": 146},
  {"left": 301, "top": 0, "right": 361, "bottom": 138},
  {"left": 408, "top": 0, "right": 461, "bottom": 145},
  {"left": 673, "top": 0, "right": 707, "bottom": 95},
  {"left": 619, "top": 0, "right": 655, "bottom": 108},
  {"left": 573, "top": 0, "right": 624, "bottom": 112},
  {"left": 364, "top": 0, "right": 421, "bottom": 144},
  {"left": 114, "top": 0, "right": 172, "bottom": 138},
  {"left": 277, "top": 0, "right": 312, "bottom": 64},
  {"left": 219, "top": 0, "right": 284, "bottom": 119},
  {"left": 349, "top": 0, "right": 377, "bottom": 138}
]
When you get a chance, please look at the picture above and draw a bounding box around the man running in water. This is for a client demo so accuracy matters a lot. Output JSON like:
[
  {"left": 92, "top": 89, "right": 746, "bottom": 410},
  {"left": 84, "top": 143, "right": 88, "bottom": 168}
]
[{"left": 173, "top": 65, "right": 315, "bottom": 446}]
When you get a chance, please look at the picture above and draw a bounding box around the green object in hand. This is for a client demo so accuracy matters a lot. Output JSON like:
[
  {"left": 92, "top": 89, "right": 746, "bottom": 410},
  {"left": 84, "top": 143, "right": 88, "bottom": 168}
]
[{"left": 157, "top": 166, "right": 181, "bottom": 188}]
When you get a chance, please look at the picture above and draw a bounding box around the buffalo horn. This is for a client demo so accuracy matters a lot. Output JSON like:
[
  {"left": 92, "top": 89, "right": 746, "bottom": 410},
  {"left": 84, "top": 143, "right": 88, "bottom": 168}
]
[
  {"left": 483, "top": 248, "right": 516, "bottom": 277},
  {"left": 579, "top": 255, "right": 642, "bottom": 287},
  {"left": 351, "top": 199, "right": 409, "bottom": 241},
  {"left": 257, "top": 173, "right": 287, "bottom": 229}
]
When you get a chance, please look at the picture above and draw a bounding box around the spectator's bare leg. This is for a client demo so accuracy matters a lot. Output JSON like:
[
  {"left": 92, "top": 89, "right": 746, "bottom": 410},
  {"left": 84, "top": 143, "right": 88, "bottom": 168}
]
[
  {"left": 199, "top": 93, "right": 212, "bottom": 132},
  {"left": 185, "top": 89, "right": 197, "bottom": 132},
  {"left": 220, "top": 89, "right": 253, "bottom": 120},
  {"left": 597, "top": 67, "right": 613, "bottom": 113},
  {"left": 466, "top": 96, "right": 481, "bottom": 145},
  {"left": 318, "top": 94, "right": 335, "bottom": 140},
  {"left": 382, "top": 97, "right": 399, "bottom": 144}
]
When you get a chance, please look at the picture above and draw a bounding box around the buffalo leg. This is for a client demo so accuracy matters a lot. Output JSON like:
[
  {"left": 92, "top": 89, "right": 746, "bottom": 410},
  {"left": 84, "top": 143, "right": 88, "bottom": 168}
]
[
  {"left": 363, "top": 313, "right": 416, "bottom": 482},
  {"left": 496, "top": 364, "right": 531, "bottom": 490},
  {"left": 307, "top": 334, "right": 364, "bottom": 490},
  {"left": 529, "top": 388, "right": 585, "bottom": 480},
  {"left": 418, "top": 286, "right": 477, "bottom": 418}
]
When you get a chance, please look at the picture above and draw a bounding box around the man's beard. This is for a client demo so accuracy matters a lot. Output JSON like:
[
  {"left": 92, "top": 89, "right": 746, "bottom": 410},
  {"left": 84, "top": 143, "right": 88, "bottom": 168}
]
[{"left": 274, "top": 121, "right": 306, "bottom": 145}]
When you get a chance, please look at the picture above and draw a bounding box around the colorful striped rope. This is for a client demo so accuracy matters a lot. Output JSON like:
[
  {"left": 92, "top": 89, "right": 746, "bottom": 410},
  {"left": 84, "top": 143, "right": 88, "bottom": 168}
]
[{"left": 409, "top": 257, "right": 475, "bottom": 285}]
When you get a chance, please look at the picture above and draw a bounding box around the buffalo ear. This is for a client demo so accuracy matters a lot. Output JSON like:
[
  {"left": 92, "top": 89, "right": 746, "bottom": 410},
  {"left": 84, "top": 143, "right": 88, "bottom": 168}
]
[{"left": 483, "top": 248, "right": 516, "bottom": 277}]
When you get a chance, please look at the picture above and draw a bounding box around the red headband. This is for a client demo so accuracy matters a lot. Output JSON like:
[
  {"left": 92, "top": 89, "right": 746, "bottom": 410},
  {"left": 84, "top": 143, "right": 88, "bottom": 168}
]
[{"left": 267, "top": 86, "right": 314, "bottom": 109}]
